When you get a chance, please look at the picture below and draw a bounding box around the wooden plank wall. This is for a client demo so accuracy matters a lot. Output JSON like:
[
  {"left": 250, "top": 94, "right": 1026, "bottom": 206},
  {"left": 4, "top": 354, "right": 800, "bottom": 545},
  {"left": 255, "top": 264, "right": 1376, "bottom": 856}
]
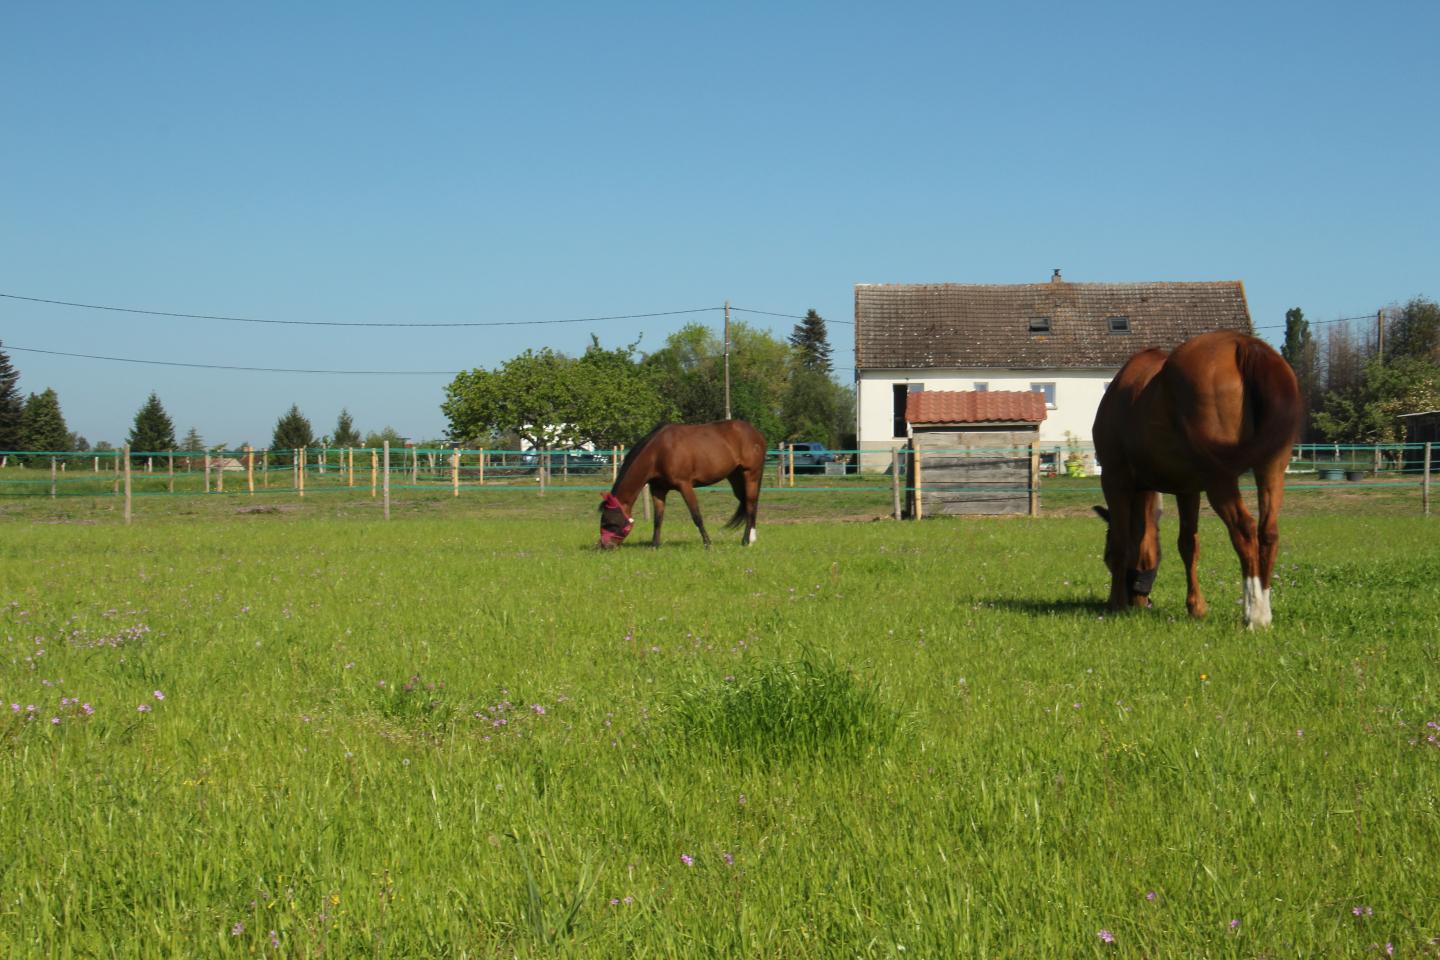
[{"left": 907, "top": 429, "right": 1037, "bottom": 516}]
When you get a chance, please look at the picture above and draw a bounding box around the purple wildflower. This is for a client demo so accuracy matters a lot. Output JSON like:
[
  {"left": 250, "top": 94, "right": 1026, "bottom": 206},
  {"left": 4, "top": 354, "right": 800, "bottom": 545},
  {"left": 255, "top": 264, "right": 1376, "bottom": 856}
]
[
  {"left": 137, "top": 704, "right": 151, "bottom": 713},
  {"left": 1098, "top": 929, "right": 1115, "bottom": 944},
  {"left": 680, "top": 853, "right": 694, "bottom": 867},
  {"left": 231, "top": 922, "right": 245, "bottom": 936},
  {"left": 269, "top": 929, "right": 279, "bottom": 948},
  {"left": 1145, "top": 891, "right": 1157, "bottom": 901},
  {"left": 81, "top": 703, "right": 93, "bottom": 715},
  {"left": 1352, "top": 905, "right": 1373, "bottom": 918},
  {"left": 153, "top": 690, "right": 165, "bottom": 701},
  {"left": 722, "top": 851, "right": 734, "bottom": 865},
  {"left": 51, "top": 717, "right": 60, "bottom": 725},
  {"left": 1229, "top": 919, "right": 1240, "bottom": 931}
]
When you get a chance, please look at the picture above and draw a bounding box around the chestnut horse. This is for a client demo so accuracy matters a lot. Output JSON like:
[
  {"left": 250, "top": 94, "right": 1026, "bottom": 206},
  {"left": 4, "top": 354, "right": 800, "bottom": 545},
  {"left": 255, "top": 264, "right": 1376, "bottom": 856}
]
[
  {"left": 1092, "top": 330, "right": 1302, "bottom": 627},
  {"left": 598, "top": 420, "right": 766, "bottom": 549}
]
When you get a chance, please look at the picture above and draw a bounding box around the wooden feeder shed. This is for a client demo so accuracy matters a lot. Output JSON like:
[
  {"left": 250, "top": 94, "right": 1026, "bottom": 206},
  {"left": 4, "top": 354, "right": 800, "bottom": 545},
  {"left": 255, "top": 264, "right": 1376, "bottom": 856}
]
[{"left": 905, "top": 390, "right": 1047, "bottom": 517}]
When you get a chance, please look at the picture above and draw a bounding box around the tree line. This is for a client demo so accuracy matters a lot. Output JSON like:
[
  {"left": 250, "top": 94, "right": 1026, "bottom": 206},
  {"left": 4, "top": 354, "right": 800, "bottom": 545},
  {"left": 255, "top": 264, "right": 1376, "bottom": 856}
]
[
  {"left": 441, "top": 310, "right": 852, "bottom": 452},
  {"left": 1281, "top": 296, "right": 1439, "bottom": 444}
]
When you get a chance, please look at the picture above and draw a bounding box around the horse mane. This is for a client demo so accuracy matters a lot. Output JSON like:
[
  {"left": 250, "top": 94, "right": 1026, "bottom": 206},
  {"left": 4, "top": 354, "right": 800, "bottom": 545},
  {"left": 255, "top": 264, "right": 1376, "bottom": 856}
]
[{"left": 611, "top": 422, "right": 671, "bottom": 493}]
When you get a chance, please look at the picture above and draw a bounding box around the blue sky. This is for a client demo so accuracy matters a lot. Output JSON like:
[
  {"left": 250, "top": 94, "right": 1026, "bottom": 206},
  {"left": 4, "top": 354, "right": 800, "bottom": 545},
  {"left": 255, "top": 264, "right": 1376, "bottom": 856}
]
[{"left": 2, "top": 1, "right": 1435, "bottom": 448}]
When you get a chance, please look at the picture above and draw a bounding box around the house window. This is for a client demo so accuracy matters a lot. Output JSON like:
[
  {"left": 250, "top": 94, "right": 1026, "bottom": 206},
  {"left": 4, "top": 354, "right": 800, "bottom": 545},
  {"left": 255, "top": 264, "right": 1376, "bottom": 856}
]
[
  {"left": 893, "top": 383, "right": 923, "bottom": 437},
  {"left": 973, "top": 382, "right": 989, "bottom": 392},
  {"left": 1030, "top": 382, "right": 1057, "bottom": 408},
  {"left": 1028, "top": 317, "right": 1052, "bottom": 334},
  {"left": 1108, "top": 316, "right": 1131, "bottom": 334}
]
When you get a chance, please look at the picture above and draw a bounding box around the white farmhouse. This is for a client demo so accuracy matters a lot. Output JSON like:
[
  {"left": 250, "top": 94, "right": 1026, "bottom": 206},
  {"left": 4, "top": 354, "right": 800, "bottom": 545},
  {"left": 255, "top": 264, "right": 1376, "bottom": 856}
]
[{"left": 853, "top": 272, "right": 1254, "bottom": 471}]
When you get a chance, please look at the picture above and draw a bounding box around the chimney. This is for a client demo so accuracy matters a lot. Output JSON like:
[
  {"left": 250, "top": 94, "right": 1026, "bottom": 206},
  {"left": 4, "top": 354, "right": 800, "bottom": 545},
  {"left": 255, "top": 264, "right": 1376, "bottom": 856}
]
[{"left": 1051, "top": 268, "right": 1063, "bottom": 283}]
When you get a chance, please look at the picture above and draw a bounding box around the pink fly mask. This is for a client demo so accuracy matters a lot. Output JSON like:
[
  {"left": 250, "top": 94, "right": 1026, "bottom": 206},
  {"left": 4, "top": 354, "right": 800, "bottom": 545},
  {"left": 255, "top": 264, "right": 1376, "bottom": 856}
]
[{"left": 598, "top": 492, "right": 635, "bottom": 548}]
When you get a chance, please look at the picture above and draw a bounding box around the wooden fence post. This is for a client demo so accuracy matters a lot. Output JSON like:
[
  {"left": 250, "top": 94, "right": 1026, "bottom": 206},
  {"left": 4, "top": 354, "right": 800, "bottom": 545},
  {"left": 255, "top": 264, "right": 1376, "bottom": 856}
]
[
  {"left": 1029, "top": 437, "right": 1040, "bottom": 517},
  {"left": 411, "top": 446, "right": 418, "bottom": 486},
  {"left": 146, "top": 457, "right": 153, "bottom": 474},
  {"left": 113, "top": 451, "right": 120, "bottom": 495},
  {"left": 94, "top": 456, "right": 99, "bottom": 473},
  {"left": 298, "top": 449, "right": 305, "bottom": 498},
  {"left": 123, "top": 446, "right": 132, "bottom": 524},
  {"left": 263, "top": 449, "right": 269, "bottom": 488},
  {"left": 383, "top": 441, "right": 391, "bottom": 519},
  {"left": 642, "top": 483, "right": 652, "bottom": 521},
  {"left": 50, "top": 458, "right": 56, "bottom": 498},
  {"left": 789, "top": 445, "right": 796, "bottom": 487},
  {"left": 612, "top": 447, "right": 619, "bottom": 484},
  {"left": 479, "top": 449, "right": 486, "bottom": 486},
  {"left": 168, "top": 451, "right": 174, "bottom": 494},
  {"left": 348, "top": 448, "right": 355, "bottom": 488},
  {"left": 452, "top": 447, "right": 459, "bottom": 496},
  {"left": 246, "top": 446, "right": 254, "bottom": 494},
  {"left": 217, "top": 452, "right": 224, "bottom": 493},
  {"left": 1424, "top": 442, "right": 1432, "bottom": 517},
  {"left": 891, "top": 447, "right": 901, "bottom": 520},
  {"left": 204, "top": 453, "right": 211, "bottom": 494},
  {"left": 913, "top": 449, "right": 924, "bottom": 520},
  {"left": 774, "top": 443, "right": 784, "bottom": 487}
]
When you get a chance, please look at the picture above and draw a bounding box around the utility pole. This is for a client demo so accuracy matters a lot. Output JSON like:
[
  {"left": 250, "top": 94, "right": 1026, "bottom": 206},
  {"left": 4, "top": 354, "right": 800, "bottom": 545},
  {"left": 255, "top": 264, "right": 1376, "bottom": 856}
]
[
  {"left": 1377, "top": 309, "right": 1385, "bottom": 362},
  {"left": 723, "top": 300, "right": 732, "bottom": 420}
]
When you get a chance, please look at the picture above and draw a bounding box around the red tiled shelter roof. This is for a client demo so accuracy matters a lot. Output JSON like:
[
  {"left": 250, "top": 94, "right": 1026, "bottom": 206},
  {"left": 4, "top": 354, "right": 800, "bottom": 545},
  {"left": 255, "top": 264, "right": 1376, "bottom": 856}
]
[{"left": 906, "top": 390, "right": 1048, "bottom": 425}]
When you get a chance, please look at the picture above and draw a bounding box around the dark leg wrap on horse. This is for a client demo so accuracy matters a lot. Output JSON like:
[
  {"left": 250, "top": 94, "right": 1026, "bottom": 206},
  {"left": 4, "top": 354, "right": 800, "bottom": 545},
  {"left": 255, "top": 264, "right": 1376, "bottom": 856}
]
[{"left": 1127, "top": 567, "right": 1158, "bottom": 597}]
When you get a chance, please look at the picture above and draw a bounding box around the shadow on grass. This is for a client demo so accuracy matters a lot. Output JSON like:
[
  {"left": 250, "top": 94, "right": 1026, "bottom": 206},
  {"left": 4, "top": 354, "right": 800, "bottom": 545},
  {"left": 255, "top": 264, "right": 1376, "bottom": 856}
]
[{"left": 989, "top": 596, "right": 1111, "bottom": 617}]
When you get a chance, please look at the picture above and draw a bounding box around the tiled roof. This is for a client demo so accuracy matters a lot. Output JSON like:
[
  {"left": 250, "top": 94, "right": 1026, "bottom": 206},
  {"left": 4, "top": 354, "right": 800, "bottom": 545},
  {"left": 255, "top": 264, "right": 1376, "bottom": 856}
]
[
  {"left": 854, "top": 277, "right": 1252, "bottom": 370},
  {"left": 906, "top": 390, "right": 1048, "bottom": 425}
]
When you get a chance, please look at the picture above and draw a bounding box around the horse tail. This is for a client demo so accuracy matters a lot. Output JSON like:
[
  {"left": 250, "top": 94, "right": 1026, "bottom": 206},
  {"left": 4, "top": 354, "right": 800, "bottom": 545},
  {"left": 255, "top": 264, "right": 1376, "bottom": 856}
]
[
  {"left": 724, "top": 502, "right": 747, "bottom": 529},
  {"left": 1185, "top": 336, "right": 1303, "bottom": 473}
]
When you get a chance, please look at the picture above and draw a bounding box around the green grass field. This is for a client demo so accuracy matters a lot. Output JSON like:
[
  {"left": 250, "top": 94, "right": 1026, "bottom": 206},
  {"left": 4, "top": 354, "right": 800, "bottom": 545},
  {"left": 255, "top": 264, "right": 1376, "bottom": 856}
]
[{"left": 2, "top": 483, "right": 1438, "bottom": 958}]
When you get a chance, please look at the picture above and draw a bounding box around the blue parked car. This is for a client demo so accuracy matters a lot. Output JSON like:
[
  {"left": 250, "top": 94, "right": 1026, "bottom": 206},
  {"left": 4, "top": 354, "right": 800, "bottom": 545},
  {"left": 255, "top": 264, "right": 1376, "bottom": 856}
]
[{"left": 788, "top": 442, "right": 836, "bottom": 473}]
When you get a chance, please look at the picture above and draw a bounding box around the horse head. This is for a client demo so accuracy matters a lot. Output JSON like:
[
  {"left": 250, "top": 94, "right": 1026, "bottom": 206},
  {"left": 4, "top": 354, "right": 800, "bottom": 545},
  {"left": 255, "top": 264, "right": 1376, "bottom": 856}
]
[{"left": 598, "top": 493, "right": 634, "bottom": 550}]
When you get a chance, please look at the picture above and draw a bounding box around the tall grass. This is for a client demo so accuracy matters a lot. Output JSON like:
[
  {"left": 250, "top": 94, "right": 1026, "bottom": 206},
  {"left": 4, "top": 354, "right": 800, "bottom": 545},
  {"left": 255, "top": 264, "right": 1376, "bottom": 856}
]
[{"left": 1, "top": 503, "right": 1438, "bottom": 957}]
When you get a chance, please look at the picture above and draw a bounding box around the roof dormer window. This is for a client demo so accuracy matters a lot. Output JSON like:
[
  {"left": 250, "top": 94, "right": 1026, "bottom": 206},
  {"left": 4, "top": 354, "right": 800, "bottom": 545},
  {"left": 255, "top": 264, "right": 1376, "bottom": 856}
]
[
  {"left": 1028, "top": 316, "right": 1052, "bottom": 334},
  {"left": 1108, "top": 315, "right": 1131, "bottom": 334}
]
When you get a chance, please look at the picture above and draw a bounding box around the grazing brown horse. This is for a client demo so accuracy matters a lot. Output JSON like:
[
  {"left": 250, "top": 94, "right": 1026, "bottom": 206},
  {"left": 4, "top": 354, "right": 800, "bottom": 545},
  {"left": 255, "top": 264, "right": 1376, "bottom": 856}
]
[
  {"left": 1092, "top": 330, "right": 1302, "bottom": 627},
  {"left": 598, "top": 420, "right": 766, "bottom": 549}
]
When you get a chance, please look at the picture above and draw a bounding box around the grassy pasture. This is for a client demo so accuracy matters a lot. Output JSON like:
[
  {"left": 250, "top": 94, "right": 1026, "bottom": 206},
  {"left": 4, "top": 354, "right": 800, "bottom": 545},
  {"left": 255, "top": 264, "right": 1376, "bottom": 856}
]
[{"left": 2, "top": 487, "right": 1439, "bottom": 958}]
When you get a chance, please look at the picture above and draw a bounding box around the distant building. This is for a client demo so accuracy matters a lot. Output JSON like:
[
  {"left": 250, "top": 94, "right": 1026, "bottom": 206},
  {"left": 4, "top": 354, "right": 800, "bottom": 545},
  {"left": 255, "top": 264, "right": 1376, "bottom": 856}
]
[{"left": 852, "top": 271, "right": 1254, "bottom": 471}]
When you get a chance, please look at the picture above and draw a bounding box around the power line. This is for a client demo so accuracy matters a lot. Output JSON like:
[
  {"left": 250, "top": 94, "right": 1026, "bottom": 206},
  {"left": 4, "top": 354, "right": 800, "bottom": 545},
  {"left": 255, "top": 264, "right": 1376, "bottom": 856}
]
[
  {"left": 5, "top": 344, "right": 459, "bottom": 376},
  {"left": 1253, "top": 311, "right": 1378, "bottom": 331},
  {"left": 0, "top": 292, "right": 722, "bottom": 328},
  {"left": 732, "top": 305, "right": 853, "bottom": 325}
]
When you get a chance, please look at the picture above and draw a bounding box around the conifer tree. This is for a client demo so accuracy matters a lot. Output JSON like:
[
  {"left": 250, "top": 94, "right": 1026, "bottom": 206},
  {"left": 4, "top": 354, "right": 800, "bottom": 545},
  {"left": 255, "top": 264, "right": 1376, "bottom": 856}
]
[
  {"left": 127, "top": 392, "right": 177, "bottom": 453},
  {"left": 787, "top": 309, "right": 834, "bottom": 374},
  {"left": 271, "top": 405, "right": 314, "bottom": 464},
  {"left": 332, "top": 408, "right": 362, "bottom": 447},
  {"left": 0, "top": 341, "right": 23, "bottom": 452},
  {"left": 21, "top": 389, "right": 71, "bottom": 455}
]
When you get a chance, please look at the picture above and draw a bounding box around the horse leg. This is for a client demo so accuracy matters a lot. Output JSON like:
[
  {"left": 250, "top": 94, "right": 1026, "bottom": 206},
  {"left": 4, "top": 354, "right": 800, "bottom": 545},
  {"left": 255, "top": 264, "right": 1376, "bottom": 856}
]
[
  {"left": 1176, "top": 491, "right": 1207, "bottom": 618},
  {"left": 1205, "top": 477, "right": 1266, "bottom": 627},
  {"left": 677, "top": 483, "right": 711, "bottom": 547},
  {"left": 1252, "top": 453, "right": 1289, "bottom": 622},
  {"left": 727, "top": 472, "right": 759, "bottom": 545},
  {"left": 1098, "top": 478, "right": 1132, "bottom": 611},
  {"left": 650, "top": 489, "right": 667, "bottom": 548},
  {"left": 1128, "top": 491, "right": 1161, "bottom": 608}
]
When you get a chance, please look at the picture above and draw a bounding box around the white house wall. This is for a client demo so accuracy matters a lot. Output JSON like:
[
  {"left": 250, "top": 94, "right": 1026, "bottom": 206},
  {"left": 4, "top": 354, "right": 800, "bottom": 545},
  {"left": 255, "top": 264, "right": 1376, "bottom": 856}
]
[{"left": 855, "top": 368, "right": 1115, "bottom": 471}]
